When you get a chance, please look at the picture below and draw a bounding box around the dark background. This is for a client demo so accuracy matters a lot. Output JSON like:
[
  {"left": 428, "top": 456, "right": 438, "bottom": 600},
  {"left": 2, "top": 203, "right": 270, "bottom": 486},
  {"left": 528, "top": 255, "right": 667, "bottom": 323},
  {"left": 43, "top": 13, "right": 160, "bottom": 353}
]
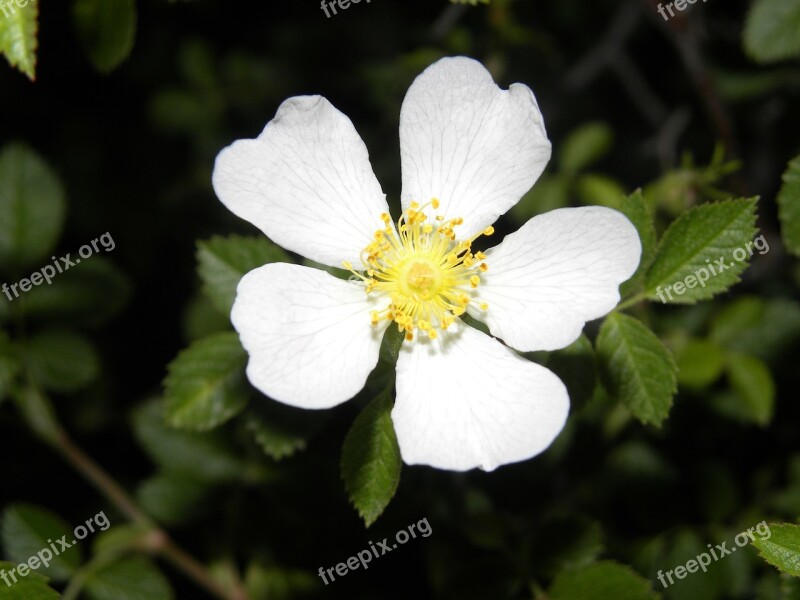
[{"left": 1, "top": 0, "right": 799, "bottom": 598}]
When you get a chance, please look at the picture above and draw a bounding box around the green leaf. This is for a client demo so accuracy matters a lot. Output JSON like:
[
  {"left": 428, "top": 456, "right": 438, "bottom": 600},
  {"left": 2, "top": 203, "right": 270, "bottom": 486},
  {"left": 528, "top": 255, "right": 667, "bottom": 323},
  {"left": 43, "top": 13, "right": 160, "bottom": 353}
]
[
  {"left": 182, "top": 293, "right": 231, "bottom": 342},
  {"left": 0, "top": 291, "right": 8, "bottom": 323},
  {"left": 0, "top": 144, "right": 65, "bottom": 271},
  {"left": 777, "top": 155, "right": 800, "bottom": 257},
  {"left": 91, "top": 523, "right": 153, "bottom": 557},
  {"left": 133, "top": 399, "right": 250, "bottom": 483},
  {"left": 752, "top": 523, "right": 800, "bottom": 576},
  {"left": 619, "top": 190, "right": 657, "bottom": 297},
  {"left": 10, "top": 384, "right": 59, "bottom": 443},
  {"left": 163, "top": 332, "right": 248, "bottom": 431},
  {"left": 644, "top": 198, "right": 759, "bottom": 304},
  {"left": 72, "top": 0, "right": 137, "bottom": 73},
  {"left": 379, "top": 324, "right": 406, "bottom": 366},
  {"left": 744, "top": 0, "right": 800, "bottom": 64},
  {"left": 558, "top": 122, "right": 613, "bottom": 174},
  {"left": 531, "top": 515, "right": 604, "bottom": 577},
  {"left": 244, "top": 562, "right": 320, "bottom": 600},
  {"left": 341, "top": 390, "right": 402, "bottom": 527},
  {"left": 0, "top": 330, "right": 19, "bottom": 403},
  {"left": 576, "top": 174, "right": 626, "bottom": 208},
  {"left": 710, "top": 297, "right": 800, "bottom": 361},
  {"left": 21, "top": 330, "right": 100, "bottom": 392},
  {"left": 246, "top": 401, "right": 326, "bottom": 461},
  {"left": 539, "top": 334, "right": 596, "bottom": 410},
  {"left": 596, "top": 313, "right": 677, "bottom": 426},
  {"left": 663, "top": 529, "right": 725, "bottom": 600},
  {"left": 197, "top": 235, "right": 289, "bottom": 316},
  {"left": 710, "top": 296, "right": 765, "bottom": 344},
  {"left": 0, "top": 561, "right": 59, "bottom": 600},
  {"left": 675, "top": 338, "right": 726, "bottom": 389},
  {"left": 0, "top": 0, "right": 38, "bottom": 80},
  {"left": 549, "top": 561, "right": 660, "bottom": 600},
  {"left": 20, "top": 257, "right": 131, "bottom": 328},
  {"left": 1, "top": 505, "right": 81, "bottom": 581},
  {"left": 136, "top": 473, "right": 211, "bottom": 525},
  {"left": 721, "top": 352, "right": 775, "bottom": 426},
  {"left": 510, "top": 174, "right": 569, "bottom": 222},
  {"left": 84, "top": 557, "right": 174, "bottom": 600}
]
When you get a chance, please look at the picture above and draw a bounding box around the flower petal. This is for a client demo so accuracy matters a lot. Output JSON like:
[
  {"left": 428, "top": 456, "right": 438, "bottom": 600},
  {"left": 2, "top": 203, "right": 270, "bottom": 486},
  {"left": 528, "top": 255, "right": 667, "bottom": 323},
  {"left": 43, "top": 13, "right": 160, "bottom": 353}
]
[
  {"left": 231, "top": 263, "right": 387, "bottom": 409},
  {"left": 471, "top": 206, "right": 641, "bottom": 352},
  {"left": 393, "top": 324, "right": 569, "bottom": 471},
  {"left": 213, "top": 96, "right": 390, "bottom": 268},
  {"left": 399, "top": 56, "right": 551, "bottom": 239}
]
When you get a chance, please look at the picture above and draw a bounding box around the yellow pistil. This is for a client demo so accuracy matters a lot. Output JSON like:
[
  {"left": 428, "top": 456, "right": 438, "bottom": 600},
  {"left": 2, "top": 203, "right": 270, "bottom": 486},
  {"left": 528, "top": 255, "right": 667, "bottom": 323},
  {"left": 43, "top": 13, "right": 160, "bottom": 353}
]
[{"left": 343, "top": 199, "right": 491, "bottom": 342}]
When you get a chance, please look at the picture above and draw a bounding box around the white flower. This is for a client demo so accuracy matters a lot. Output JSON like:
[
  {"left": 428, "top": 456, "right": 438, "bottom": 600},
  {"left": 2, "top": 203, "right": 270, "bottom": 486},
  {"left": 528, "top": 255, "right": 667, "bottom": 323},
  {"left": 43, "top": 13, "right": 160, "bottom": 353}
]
[{"left": 212, "top": 56, "right": 641, "bottom": 472}]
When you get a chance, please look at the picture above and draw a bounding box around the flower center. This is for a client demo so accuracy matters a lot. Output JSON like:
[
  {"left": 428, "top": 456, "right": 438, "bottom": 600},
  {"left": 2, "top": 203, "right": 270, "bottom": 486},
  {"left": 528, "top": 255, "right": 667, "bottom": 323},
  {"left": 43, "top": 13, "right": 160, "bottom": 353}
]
[
  {"left": 344, "top": 199, "right": 492, "bottom": 342},
  {"left": 403, "top": 261, "right": 438, "bottom": 296}
]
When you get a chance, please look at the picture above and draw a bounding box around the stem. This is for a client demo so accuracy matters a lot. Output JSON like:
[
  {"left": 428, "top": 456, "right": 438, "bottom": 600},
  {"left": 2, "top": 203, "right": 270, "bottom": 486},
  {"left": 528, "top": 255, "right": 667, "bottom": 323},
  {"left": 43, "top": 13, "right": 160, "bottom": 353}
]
[
  {"left": 616, "top": 293, "right": 647, "bottom": 311},
  {"left": 21, "top": 389, "right": 248, "bottom": 600},
  {"left": 159, "top": 539, "right": 249, "bottom": 600},
  {"left": 61, "top": 571, "right": 87, "bottom": 600},
  {"left": 50, "top": 427, "right": 243, "bottom": 600},
  {"left": 54, "top": 428, "right": 148, "bottom": 524}
]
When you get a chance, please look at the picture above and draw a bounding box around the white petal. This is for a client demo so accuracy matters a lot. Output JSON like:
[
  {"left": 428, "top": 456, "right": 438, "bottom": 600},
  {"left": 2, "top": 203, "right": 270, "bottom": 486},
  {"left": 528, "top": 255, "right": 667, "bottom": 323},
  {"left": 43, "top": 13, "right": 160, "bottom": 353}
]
[
  {"left": 399, "top": 56, "right": 551, "bottom": 239},
  {"left": 392, "top": 324, "right": 569, "bottom": 471},
  {"left": 213, "top": 96, "right": 390, "bottom": 268},
  {"left": 231, "top": 263, "right": 387, "bottom": 409},
  {"left": 471, "top": 206, "right": 642, "bottom": 352}
]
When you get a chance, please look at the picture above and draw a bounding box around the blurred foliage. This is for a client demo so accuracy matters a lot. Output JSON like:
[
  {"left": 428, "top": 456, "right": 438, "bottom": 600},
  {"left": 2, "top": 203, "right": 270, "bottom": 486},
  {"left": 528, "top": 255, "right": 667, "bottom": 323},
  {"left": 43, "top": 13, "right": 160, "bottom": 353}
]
[{"left": 0, "top": 0, "right": 800, "bottom": 598}]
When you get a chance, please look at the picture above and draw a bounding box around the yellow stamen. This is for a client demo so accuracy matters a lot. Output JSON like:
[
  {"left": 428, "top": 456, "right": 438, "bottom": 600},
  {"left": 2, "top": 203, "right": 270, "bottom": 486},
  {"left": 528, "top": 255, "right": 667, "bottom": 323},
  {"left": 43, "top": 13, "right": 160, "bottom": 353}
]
[{"left": 342, "top": 198, "right": 493, "bottom": 342}]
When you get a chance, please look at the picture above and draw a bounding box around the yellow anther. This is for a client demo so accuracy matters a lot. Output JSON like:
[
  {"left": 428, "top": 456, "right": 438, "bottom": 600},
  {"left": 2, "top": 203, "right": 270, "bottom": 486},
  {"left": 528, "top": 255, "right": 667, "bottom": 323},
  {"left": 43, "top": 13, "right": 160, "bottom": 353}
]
[
  {"left": 479, "top": 302, "right": 489, "bottom": 311},
  {"left": 352, "top": 203, "right": 490, "bottom": 343},
  {"left": 479, "top": 263, "right": 488, "bottom": 272},
  {"left": 483, "top": 226, "right": 494, "bottom": 236}
]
